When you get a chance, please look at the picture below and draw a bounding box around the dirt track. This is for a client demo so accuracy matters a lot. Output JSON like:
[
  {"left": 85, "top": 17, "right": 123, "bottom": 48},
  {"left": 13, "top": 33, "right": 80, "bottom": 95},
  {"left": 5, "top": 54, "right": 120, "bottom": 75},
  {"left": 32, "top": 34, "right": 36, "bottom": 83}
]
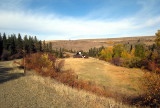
[{"left": 0, "top": 60, "right": 132, "bottom": 108}]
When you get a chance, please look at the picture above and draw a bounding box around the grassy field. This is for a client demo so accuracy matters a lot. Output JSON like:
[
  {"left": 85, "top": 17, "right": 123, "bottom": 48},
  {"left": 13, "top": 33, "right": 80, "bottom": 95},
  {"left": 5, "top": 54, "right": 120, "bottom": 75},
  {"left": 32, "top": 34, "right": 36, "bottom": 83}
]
[
  {"left": 0, "top": 60, "right": 134, "bottom": 108},
  {"left": 64, "top": 58, "right": 144, "bottom": 96}
]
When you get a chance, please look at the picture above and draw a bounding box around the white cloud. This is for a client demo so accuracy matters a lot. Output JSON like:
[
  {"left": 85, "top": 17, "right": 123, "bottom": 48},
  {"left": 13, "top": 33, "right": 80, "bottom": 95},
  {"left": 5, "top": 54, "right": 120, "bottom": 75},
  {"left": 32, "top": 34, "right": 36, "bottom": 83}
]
[
  {"left": 0, "top": 0, "right": 160, "bottom": 40},
  {"left": 0, "top": 10, "right": 134, "bottom": 40}
]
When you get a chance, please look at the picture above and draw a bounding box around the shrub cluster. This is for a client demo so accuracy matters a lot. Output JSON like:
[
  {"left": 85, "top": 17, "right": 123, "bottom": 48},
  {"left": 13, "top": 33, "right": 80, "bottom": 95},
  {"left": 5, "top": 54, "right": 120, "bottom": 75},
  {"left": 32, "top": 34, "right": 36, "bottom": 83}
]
[{"left": 139, "top": 72, "right": 160, "bottom": 107}]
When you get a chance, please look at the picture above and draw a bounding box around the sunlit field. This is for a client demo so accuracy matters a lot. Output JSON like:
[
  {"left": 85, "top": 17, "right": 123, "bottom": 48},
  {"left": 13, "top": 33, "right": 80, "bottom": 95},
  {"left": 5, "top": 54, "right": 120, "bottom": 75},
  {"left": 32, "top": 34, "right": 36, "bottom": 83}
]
[{"left": 64, "top": 58, "right": 144, "bottom": 96}]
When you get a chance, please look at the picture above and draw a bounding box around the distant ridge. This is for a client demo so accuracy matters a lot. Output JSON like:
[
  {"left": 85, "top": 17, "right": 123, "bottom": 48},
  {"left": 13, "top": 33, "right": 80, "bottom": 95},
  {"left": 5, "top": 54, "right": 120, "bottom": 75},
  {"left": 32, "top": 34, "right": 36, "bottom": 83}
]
[{"left": 47, "top": 35, "right": 156, "bottom": 51}]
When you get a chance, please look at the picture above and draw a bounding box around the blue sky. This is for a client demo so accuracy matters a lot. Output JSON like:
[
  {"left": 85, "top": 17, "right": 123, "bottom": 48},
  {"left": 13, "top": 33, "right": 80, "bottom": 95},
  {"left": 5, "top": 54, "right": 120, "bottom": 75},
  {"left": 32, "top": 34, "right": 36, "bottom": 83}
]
[{"left": 0, "top": 0, "right": 160, "bottom": 40}]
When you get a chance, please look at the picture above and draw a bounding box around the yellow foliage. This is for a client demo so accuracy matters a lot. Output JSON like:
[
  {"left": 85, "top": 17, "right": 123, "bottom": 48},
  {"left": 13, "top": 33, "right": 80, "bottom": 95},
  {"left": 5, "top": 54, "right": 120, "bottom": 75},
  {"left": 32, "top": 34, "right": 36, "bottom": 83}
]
[
  {"left": 100, "top": 47, "right": 113, "bottom": 61},
  {"left": 106, "top": 41, "right": 115, "bottom": 45},
  {"left": 130, "top": 48, "right": 135, "bottom": 57},
  {"left": 121, "top": 50, "right": 132, "bottom": 59},
  {"left": 41, "top": 53, "right": 53, "bottom": 68}
]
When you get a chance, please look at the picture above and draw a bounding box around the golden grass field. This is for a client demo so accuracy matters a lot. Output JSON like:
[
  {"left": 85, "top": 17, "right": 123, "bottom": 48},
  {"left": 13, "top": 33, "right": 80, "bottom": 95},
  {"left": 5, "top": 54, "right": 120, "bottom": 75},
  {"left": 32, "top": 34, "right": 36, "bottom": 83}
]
[
  {"left": 0, "top": 60, "right": 134, "bottom": 108},
  {"left": 64, "top": 58, "right": 144, "bottom": 96}
]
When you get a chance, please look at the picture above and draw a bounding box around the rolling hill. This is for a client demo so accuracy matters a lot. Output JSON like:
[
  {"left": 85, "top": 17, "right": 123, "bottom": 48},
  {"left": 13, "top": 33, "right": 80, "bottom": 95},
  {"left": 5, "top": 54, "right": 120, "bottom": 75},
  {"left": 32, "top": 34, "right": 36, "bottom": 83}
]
[{"left": 47, "top": 36, "right": 155, "bottom": 51}]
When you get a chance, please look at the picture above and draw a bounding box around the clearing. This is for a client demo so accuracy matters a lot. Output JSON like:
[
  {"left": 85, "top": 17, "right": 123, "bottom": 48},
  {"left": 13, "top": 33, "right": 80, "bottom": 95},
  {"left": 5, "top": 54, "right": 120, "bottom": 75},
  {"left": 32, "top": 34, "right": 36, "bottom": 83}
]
[{"left": 64, "top": 58, "right": 144, "bottom": 96}]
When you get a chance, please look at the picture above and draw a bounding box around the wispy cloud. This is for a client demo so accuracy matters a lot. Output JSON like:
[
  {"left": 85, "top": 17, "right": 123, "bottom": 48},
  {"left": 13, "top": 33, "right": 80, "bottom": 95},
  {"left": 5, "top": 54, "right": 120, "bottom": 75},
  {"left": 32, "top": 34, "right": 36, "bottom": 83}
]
[{"left": 0, "top": 0, "right": 160, "bottom": 40}]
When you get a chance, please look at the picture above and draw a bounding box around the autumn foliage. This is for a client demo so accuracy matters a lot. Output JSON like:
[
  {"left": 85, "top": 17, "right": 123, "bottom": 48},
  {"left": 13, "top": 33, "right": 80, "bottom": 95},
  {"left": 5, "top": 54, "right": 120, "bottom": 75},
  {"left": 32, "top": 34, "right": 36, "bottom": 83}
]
[
  {"left": 140, "top": 72, "right": 160, "bottom": 107},
  {"left": 22, "top": 53, "right": 114, "bottom": 99}
]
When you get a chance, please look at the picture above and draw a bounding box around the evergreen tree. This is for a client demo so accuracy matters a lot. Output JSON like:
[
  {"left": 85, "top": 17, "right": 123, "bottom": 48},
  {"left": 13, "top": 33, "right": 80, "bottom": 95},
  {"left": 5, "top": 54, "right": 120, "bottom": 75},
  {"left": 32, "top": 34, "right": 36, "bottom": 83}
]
[
  {"left": 42, "top": 40, "right": 46, "bottom": 52},
  {"left": 39, "top": 40, "right": 42, "bottom": 52},
  {"left": 3, "top": 33, "right": 7, "bottom": 50},
  {"left": 46, "top": 43, "right": 49, "bottom": 52},
  {"left": 49, "top": 42, "right": 52, "bottom": 52},
  {"left": 8, "top": 35, "right": 16, "bottom": 55},
  {"left": 34, "top": 36, "right": 38, "bottom": 52},
  {"left": 23, "top": 35, "right": 29, "bottom": 53},
  {"left": 0, "top": 33, "right": 3, "bottom": 56},
  {"left": 28, "top": 36, "right": 35, "bottom": 53},
  {"left": 58, "top": 48, "right": 63, "bottom": 58},
  {"left": 17, "top": 33, "right": 23, "bottom": 53}
]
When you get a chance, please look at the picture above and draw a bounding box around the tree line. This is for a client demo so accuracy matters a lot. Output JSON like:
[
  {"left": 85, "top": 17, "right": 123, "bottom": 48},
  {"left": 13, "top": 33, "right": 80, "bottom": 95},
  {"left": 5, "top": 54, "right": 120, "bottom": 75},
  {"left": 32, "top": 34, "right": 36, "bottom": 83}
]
[
  {"left": 98, "top": 30, "right": 160, "bottom": 72},
  {"left": 84, "top": 30, "right": 160, "bottom": 72},
  {"left": 0, "top": 33, "right": 53, "bottom": 60}
]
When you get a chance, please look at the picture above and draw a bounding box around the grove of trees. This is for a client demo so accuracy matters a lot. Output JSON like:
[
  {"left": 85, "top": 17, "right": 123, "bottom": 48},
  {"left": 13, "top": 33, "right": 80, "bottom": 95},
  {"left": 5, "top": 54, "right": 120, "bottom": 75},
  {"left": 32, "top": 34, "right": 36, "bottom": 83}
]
[
  {"left": 0, "top": 33, "right": 55, "bottom": 60},
  {"left": 98, "top": 30, "right": 160, "bottom": 72}
]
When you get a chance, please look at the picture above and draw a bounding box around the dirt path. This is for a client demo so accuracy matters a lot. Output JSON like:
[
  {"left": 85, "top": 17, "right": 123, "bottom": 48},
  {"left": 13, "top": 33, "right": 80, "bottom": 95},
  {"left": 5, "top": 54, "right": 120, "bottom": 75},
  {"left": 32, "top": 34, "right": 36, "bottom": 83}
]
[{"left": 0, "top": 60, "right": 132, "bottom": 108}]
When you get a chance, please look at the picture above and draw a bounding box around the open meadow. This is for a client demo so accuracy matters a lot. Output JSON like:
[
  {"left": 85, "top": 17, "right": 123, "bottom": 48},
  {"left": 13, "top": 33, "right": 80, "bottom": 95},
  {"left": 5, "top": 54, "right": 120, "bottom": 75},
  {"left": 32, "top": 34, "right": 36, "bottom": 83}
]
[
  {"left": 64, "top": 58, "right": 144, "bottom": 96},
  {"left": 0, "top": 60, "right": 134, "bottom": 108}
]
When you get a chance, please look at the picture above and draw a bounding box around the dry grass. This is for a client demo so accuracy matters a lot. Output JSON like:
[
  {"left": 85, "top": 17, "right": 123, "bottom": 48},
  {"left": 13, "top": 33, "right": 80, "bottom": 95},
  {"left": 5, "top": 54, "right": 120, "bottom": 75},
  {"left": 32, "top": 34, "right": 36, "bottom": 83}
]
[
  {"left": 64, "top": 58, "right": 144, "bottom": 96},
  {"left": 0, "top": 60, "right": 134, "bottom": 108},
  {"left": 20, "top": 54, "right": 145, "bottom": 105},
  {"left": 48, "top": 36, "right": 155, "bottom": 51}
]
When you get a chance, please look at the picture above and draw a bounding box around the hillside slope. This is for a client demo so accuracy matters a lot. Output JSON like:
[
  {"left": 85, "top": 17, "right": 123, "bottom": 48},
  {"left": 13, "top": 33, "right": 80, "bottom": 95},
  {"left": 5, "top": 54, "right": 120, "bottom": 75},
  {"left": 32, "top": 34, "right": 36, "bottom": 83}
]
[
  {"left": 0, "top": 60, "right": 133, "bottom": 108},
  {"left": 64, "top": 58, "right": 144, "bottom": 96},
  {"left": 48, "top": 36, "right": 155, "bottom": 51}
]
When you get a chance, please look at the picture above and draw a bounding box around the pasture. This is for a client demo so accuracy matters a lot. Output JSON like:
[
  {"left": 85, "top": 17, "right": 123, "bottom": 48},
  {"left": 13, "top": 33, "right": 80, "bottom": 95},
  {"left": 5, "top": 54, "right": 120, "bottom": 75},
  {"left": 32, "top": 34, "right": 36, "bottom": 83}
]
[{"left": 64, "top": 58, "right": 144, "bottom": 96}]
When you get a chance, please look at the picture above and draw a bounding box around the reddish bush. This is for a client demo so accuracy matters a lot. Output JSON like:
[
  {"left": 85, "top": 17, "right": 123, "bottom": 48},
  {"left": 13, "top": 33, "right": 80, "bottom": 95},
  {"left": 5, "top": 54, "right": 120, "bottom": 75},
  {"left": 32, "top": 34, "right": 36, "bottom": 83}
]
[
  {"left": 111, "top": 57, "right": 122, "bottom": 66},
  {"left": 55, "top": 60, "right": 65, "bottom": 72},
  {"left": 148, "top": 61, "right": 157, "bottom": 72},
  {"left": 147, "top": 61, "right": 160, "bottom": 73},
  {"left": 140, "top": 72, "right": 160, "bottom": 107}
]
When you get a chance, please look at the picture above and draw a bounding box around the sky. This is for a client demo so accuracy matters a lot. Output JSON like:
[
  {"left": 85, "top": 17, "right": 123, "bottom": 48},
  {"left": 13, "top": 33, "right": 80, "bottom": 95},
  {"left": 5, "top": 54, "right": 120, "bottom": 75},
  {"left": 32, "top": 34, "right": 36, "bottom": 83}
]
[{"left": 0, "top": 0, "right": 160, "bottom": 40}]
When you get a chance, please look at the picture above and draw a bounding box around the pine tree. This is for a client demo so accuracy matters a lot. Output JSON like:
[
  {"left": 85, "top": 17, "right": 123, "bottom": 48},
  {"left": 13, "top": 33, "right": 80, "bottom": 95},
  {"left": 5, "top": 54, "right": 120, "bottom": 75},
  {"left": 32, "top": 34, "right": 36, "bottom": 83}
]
[
  {"left": 23, "top": 35, "right": 29, "bottom": 53},
  {"left": 17, "top": 33, "right": 23, "bottom": 53},
  {"left": 28, "top": 36, "right": 35, "bottom": 53},
  {"left": 3, "top": 33, "right": 7, "bottom": 50},
  {"left": 49, "top": 42, "right": 52, "bottom": 52},
  {"left": 38, "top": 40, "right": 42, "bottom": 52},
  {"left": 42, "top": 40, "right": 46, "bottom": 52},
  {"left": 34, "top": 36, "right": 38, "bottom": 52},
  {"left": 8, "top": 35, "right": 16, "bottom": 55},
  {"left": 0, "top": 33, "right": 3, "bottom": 56},
  {"left": 58, "top": 48, "right": 63, "bottom": 58},
  {"left": 46, "top": 43, "right": 49, "bottom": 52}
]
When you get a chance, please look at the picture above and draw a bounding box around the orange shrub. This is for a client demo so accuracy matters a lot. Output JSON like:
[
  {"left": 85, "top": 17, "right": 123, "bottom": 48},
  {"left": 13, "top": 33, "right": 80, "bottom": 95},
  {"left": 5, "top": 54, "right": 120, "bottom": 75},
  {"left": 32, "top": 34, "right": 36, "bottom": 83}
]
[{"left": 141, "top": 72, "right": 160, "bottom": 107}]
